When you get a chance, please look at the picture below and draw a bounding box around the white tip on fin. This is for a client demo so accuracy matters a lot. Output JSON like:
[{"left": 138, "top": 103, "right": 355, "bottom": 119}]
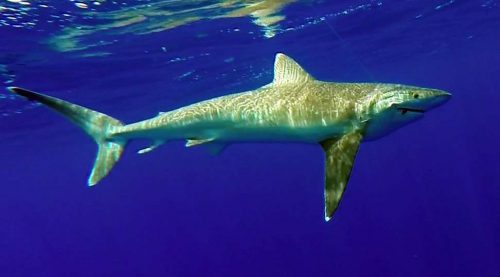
[{"left": 273, "top": 53, "right": 314, "bottom": 85}]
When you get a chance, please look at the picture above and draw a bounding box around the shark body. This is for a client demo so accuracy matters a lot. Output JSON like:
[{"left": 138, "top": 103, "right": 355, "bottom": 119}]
[{"left": 9, "top": 54, "right": 450, "bottom": 221}]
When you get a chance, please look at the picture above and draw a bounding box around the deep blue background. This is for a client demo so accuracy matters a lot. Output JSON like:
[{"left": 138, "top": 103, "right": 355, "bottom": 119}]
[{"left": 1, "top": 1, "right": 499, "bottom": 276}]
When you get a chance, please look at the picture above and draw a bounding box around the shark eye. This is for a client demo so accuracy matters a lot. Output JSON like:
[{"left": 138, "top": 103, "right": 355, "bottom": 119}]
[{"left": 413, "top": 93, "right": 420, "bottom": 99}]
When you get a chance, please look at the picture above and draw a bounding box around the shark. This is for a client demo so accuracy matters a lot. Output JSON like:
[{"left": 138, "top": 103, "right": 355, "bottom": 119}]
[{"left": 8, "top": 53, "right": 451, "bottom": 221}]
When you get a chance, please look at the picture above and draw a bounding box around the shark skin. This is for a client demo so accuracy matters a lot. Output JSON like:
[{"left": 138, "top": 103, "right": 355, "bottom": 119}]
[{"left": 8, "top": 53, "right": 451, "bottom": 221}]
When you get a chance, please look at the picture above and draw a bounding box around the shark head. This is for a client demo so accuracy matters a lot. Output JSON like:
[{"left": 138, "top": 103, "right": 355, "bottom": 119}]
[
  {"left": 362, "top": 84, "right": 451, "bottom": 140},
  {"left": 392, "top": 85, "right": 451, "bottom": 113}
]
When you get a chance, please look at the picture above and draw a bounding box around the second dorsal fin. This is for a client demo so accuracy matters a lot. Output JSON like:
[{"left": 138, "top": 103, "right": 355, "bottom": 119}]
[{"left": 273, "top": 53, "right": 314, "bottom": 85}]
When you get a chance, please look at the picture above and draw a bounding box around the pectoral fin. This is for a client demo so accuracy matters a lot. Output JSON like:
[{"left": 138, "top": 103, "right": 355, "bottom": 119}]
[{"left": 320, "top": 131, "right": 362, "bottom": 222}]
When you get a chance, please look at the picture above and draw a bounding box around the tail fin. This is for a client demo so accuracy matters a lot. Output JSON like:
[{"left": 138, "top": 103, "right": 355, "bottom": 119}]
[{"left": 8, "top": 87, "right": 126, "bottom": 186}]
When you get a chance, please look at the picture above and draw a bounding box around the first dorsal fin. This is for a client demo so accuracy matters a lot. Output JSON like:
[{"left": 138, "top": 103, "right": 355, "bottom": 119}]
[{"left": 273, "top": 53, "right": 314, "bottom": 85}]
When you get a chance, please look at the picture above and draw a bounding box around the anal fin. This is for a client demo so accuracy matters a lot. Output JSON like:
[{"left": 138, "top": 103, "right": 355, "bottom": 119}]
[
  {"left": 320, "top": 131, "right": 362, "bottom": 221},
  {"left": 138, "top": 140, "right": 164, "bottom": 154}
]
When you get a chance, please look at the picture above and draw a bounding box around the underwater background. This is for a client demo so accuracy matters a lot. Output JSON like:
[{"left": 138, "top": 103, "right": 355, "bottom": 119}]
[{"left": 1, "top": 0, "right": 499, "bottom": 276}]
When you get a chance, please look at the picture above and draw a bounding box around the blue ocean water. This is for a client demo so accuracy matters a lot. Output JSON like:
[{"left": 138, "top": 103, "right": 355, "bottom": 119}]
[{"left": 1, "top": 0, "right": 499, "bottom": 276}]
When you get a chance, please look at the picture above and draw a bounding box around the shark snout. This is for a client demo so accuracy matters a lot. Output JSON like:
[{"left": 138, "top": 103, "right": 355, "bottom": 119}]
[
  {"left": 434, "top": 89, "right": 452, "bottom": 98},
  {"left": 402, "top": 89, "right": 451, "bottom": 112},
  {"left": 426, "top": 89, "right": 451, "bottom": 110},
  {"left": 399, "top": 88, "right": 451, "bottom": 113}
]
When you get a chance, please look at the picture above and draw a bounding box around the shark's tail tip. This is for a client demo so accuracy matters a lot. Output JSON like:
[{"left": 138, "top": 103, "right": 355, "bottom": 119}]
[
  {"left": 7, "top": 86, "right": 22, "bottom": 94},
  {"left": 7, "top": 86, "right": 28, "bottom": 93},
  {"left": 7, "top": 86, "right": 38, "bottom": 101}
]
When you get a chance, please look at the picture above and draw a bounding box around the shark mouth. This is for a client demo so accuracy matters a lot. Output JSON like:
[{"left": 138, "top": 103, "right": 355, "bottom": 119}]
[{"left": 397, "top": 107, "right": 424, "bottom": 115}]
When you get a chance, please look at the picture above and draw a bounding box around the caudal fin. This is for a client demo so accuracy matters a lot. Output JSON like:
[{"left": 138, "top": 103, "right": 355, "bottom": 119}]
[{"left": 8, "top": 87, "right": 126, "bottom": 186}]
